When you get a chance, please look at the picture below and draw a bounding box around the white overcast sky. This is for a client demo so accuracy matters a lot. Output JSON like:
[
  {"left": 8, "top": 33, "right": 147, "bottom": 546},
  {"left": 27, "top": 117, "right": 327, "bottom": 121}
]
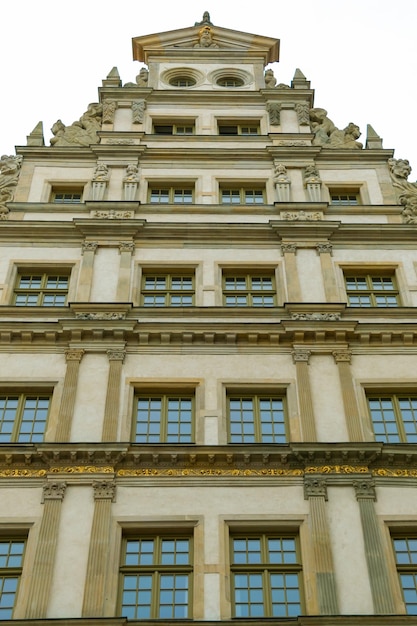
[{"left": 1, "top": 0, "right": 417, "bottom": 173}]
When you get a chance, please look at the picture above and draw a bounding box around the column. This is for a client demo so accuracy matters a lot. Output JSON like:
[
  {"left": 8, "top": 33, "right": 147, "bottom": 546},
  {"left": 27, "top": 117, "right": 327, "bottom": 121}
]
[
  {"left": 316, "top": 243, "right": 339, "bottom": 302},
  {"left": 304, "top": 477, "right": 339, "bottom": 614},
  {"left": 82, "top": 480, "right": 116, "bottom": 616},
  {"left": 354, "top": 479, "right": 396, "bottom": 613},
  {"left": 116, "top": 242, "right": 135, "bottom": 301},
  {"left": 55, "top": 349, "right": 85, "bottom": 441},
  {"left": 78, "top": 241, "right": 98, "bottom": 301},
  {"left": 281, "top": 243, "right": 301, "bottom": 302},
  {"left": 333, "top": 350, "right": 363, "bottom": 441},
  {"left": 102, "top": 349, "right": 126, "bottom": 441},
  {"left": 292, "top": 349, "right": 317, "bottom": 441},
  {"left": 25, "top": 482, "right": 67, "bottom": 618}
]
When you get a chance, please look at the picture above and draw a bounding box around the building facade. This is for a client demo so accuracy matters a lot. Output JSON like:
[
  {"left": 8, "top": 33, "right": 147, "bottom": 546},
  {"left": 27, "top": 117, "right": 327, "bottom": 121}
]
[{"left": 1, "top": 11, "right": 417, "bottom": 626}]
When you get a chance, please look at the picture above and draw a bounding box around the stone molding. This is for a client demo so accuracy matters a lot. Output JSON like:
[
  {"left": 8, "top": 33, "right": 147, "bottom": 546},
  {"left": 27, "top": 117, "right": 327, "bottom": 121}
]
[
  {"left": 65, "top": 349, "right": 85, "bottom": 362},
  {"left": 281, "top": 242, "right": 298, "bottom": 255},
  {"left": 118, "top": 241, "right": 135, "bottom": 254},
  {"left": 106, "top": 349, "right": 126, "bottom": 362},
  {"left": 316, "top": 242, "right": 333, "bottom": 255},
  {"left": 81, "top": 241, "right": 99, "bottom": 255},
  {"left": 332, "top": 350, "right": 352, "bottom": 363},
  {"left": 292, "top": 349, "right": 311, "bottom": 363}
]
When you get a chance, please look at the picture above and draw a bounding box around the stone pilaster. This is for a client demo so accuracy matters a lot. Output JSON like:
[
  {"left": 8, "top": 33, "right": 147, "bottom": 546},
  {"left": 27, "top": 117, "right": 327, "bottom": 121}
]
[
  {"left": 25, "top": 482, "right": 67, "bottom": 618},
  {"left": 102, "top": 350, "right": 126, "bottom": 441},
  {"left": 332, "top": 350, "right": 363, "bottom": 441},
  {"left": 304, "top": 477, "right": 339, "bottom": 614},
  {"left": 82, "top": 480, "right": 116, "bottom": 616},
  {"left": 281, "top": 243, "right": 302, "bottom": 302},
  {"left": 292, "top": 349, "right": 317, "bottom": 441},
  {"left": 316, "top": 243, "right": 339, "bottom": 302},
  {"left": 116, "top": 242, "right": 135, "bottom": 301},
  {"left": 353, "top": 479, "right": 396, "bottom": 613},
  {"left": 55, "top": 349, "right": 85, "bottom": 441},
  {"left": 78, "top": 241, "right": 98, "bottom": 301}
]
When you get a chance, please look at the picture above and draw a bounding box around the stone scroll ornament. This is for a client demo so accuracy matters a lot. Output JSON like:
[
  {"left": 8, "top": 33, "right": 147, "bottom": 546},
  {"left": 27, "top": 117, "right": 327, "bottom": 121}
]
[
  {"left": 0, "top": 154, "right": 22, "bottom": 217},
  {"left": 388, "top": 158, "right": 417, "bottom": 224},
  {"left": 309, "top": 108, "right": 362, "bottom": 149},
  {"left": 50, "top": 103, "right": 103, "bottom": 147}
]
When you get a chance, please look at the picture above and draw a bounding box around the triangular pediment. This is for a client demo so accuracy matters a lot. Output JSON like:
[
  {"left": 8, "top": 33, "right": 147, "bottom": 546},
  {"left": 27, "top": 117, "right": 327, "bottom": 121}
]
[{"left": 132, "top": 17, "right": 279, "bottom": 65}]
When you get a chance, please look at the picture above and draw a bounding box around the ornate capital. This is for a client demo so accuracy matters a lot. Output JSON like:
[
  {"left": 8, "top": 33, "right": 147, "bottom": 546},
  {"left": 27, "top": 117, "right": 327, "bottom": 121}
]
[
  {"left": 107, "top": 349, "right": 126, "bottom": 362},
  {"left": 118, "top": 241, "right": 135, "bottom": 254},
  {"left": 353, "top": 479, "right": 376, "bottom": 501},
  {"left": 304, "top": 477, "right": 328, "bottom": 500},
  {"left": 65, "top": 349, "right": 85, "bottom": 363},
  {"left": 82, "top": 241, "right": 98, "bottom": 255},
  {"left": 92, "top": 480, "right": 116, "bottom": 501},
  {"left": 292, "top": 349, "right": 311, "bottom": 364},
  {"left": 333, "top": 350, "right": 352, "bottom": 363},
  {"left": 280, "top": 242, "right": 297, "bottom": 255},
  {"left": 102, "top": 99, "right": 117, "bottom": 124},
  {"left": 42, "top": 481, "right": 67, "bottom": 502},
  {"left": 295, "top": 102, "right": 310, "bottom": 126},
  {"left": 316, "top": 242, "right": 333, "bottom": 255}
]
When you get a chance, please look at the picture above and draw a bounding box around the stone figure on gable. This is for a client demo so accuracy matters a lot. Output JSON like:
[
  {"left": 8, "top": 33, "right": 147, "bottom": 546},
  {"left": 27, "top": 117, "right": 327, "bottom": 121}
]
[
  {"left": 50, "top": 103, "right": 103, "bottom": 147},
  {"left": 309, "top": 108, "right": 362, "bottom": 149},
  {"left": 124, "top": 67, "right": 149, "bottom": 88},
  {"left": 265, "top": 69, "right": 277, "bottom": 88},
  {"left": 194, "top": 26, "right": 219, "bottom": 48},
  {"left": 388, "top": 157, "right": 417, "bottom": 224},
  {"left": 195, "top": 11, "right": 213, "bottom": 26},
  {"left": 0, "top": 154, "right": 22, "bottom": 215}
]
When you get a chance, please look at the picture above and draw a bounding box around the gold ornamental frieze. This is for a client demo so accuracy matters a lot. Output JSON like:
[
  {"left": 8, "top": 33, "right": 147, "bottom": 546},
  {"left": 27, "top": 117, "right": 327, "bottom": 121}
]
[
  {"left": 305, "top": 465, "right": 369, "bottom": 474},
  {"left": 0, "top": 468, "right": 47, "bottom": 478},
  {"left": 117, "top": 467, "right": 305, "bottom": 477},
  {"left": 373, "top": 468, "right": 417, "bottom": 478},
  {"left": 49, "top": 465, "right": 114, "bottom": 474}
]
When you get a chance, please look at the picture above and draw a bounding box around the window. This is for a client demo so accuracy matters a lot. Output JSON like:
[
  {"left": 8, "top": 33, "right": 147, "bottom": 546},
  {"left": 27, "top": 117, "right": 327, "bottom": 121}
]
[
  {"left": 169, "top": 76, "right": 196, "bottom": 87},
  {"left": 345, "top": 273, "right": 399, "bottom": 307},
  {"left": 217, "top": 77, "right": 244, "bottom": 87},
  {"left": 120, "top": 535, "right": 192, "bottom": 619},
  {"left": 218, "top": 123, "right": 260, "bottom": 135},
  {"left": 220, "top": 187, "right": 265, "bottom": 205},
  {"left": 14, "top": 272, "right": 69, "bottom": 306},
  {"left": 329, "top": 189, "right": 360, "bottom": 205},
  {"left": 133, "top": 394, "right": 194, "bottom": 443},
  {"left": 231, "top": 533, "right": 302, "bottom": 618},
  {"left": 149, "top": 186, "right": 194, "bottom": 204},
  {"left": 141, "top": 272, "right": 194, "bottom": 306},
  {"left": 153, "top": 122, "right": 194, "bottom": 135},
  {"left": 223, "top": 272, "right": 276, "bottom": 306},
  {"left": 0, "top": 538, "right": 26, "bottom": 619},
  {"left": 51, "top": 187, "right": 83, "bottom": 203},
  {"left": 368, "top": 395, "right": 417, "bottom": 443},
  {"left": 0, "top": 394, "right": 50, "bottom": 443},
  {"left": 393, "top": 535, "right": 417, "bottom": 614},
  {"left": 228, "top": 395, "right": 287, "bottom": 443}
]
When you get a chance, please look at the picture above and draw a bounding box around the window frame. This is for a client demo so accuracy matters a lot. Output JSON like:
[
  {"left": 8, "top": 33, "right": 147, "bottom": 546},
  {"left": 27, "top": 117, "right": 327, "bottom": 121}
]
[
  {"left": 0, "top": 390, "right": 52, "bottom": 444},
  {"left": 219, "top": 185, "right": 266, "bottom": 205},
  {"left": 391, "top": 533, "right": 417, "bottom": 614},
  {"left": 0, "top": 536, "right": 27, "bottom": 620},
  {"left": 328, "top": 187, "right": 361, "bottom": 206},
  {"left": 222, "top": 270, "right": 277, "bottom": 307},
  {"left": 217, "top": 120, "right": 261, "bottom": 136},
  {"left": 229, "top": 531, "right": 304, "bottom": 618},
  {"left": 152, "top": 120, "right": 195, "bottom": 135},
  {"left": 367, "top": 393, "right": 417, "bottom": 444},
  {"left": 344, "top": 271, "right": 400, "bottom": 307},
  {"left": 227, "top": 392, "right": 288, "bottom": 445},
  {"left": 148, "top": 184, "right": 195, "bottom": 205},
  {"left": 132, "top": 391, "right": 195, "bottom": 444},
  {"left": 13, "top": 269, "right": 71, "bottom": 307},
  {"left": 140, "top": 270, "right": 195, "bottom": 307},
  {"left": 118, "top": 531, "right": 194, "bottom": 620}
]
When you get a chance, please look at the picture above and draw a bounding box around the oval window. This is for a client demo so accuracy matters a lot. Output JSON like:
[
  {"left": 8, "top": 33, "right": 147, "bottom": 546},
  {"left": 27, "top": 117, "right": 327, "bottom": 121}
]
[
  {"left": 169, "top": 76, "right": 196, "bottom": 87},
  {"left": 217, "top": 76, "right": 244, "bottom": 87}
]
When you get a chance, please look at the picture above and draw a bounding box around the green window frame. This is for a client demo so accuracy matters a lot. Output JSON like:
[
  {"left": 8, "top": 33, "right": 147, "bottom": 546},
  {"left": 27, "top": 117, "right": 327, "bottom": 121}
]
[
  {"left": 223, "top": 272, "right": 276, "bottom": 306},
  {"left": 228, "top": 395, "right": 287, "bottom": 444},
  {"left": 120, "top": 534, "right": 193, "bottom": 619},
  {"left": 392, "top": 535, "right": 417, "bottom": 614},
  {"left": 0, "top": 538, "right": 26, "bottom": 619},
  {"left": 231, "top": 533, "right": 303, "bottom": 618},
  {"left": 14, "top": 272, "right": 69, "bottom": 307},
  {"left": 133, "top": 394, "right": 194, "bottom": 443},
  {"left": 368, "top": 395, "right": 417, "bottom": 443},
  {"left": 153, "top": 123, "right": 195, "bottom": 135},
  {"left": 220, "top": 187, "right": 265, "bottom": 205},
  {"left": 149, "top": 187, "right": 194, "bottom": 204},
  {"left": 345, "top": 273, "right": 399, "bottom": 307},
  {"left": 141, "top": 272, "right": 194, "bottom": 306},
  {"left": 52, "top": 190, "right": 83, "bottom": 203},
  {"left": 0, "top": 394, "right": 50, "bottom": 443},
  {"left": 329, "top": 189, "right": 360, "bottom": 205},
  {"left": 218, "top": 123, "right": 260, "bottom": 135}
]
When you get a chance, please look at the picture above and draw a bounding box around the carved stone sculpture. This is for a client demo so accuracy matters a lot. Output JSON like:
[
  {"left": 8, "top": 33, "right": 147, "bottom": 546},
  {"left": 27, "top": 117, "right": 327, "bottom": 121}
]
[
  {"left": 194, "top": 26, "right": 219, "bottom": 48},
  {"left": 123, "top": 164, "right": 139, "bottom": 201},
  {"left": 309, "top": 108, "right": 362, "bottom": 149},
  {"left": 304, "top": 164, "right": 322, "bottom": 202},
  {"left": 295, "top": 102, "right": 310, "bottom": 125},
  {"left": 267, "top": 102, "right": 281, "bottom": 125},
  {"left": 92, "top": 164, "right": 109, "bottom": 201},
  {"left": 50, "top": 103, "right": 103, "bottom": 147},
  {"left": 388, "top": 157, "right": 417, "bottom": 223},
  {"left": 124, "top": 67, "right": 149, "bottom": 88},
  {"left": 264, "top": 69, "right": 277, "bottom": 88},
  {"left": 102, "top": 99, "right": 117, "bottom": 124},
  {"left": 132, "top": 99, "right": 146, "bottom": 124},
  {"left": 0, "top": 154, "right": 22, "bottom": 216},
  {"left": 274, "top": 162, "right": 291, "bottom": 202},
  {"left": 195, "top": 11, "right": 213, "bottom": 26}
]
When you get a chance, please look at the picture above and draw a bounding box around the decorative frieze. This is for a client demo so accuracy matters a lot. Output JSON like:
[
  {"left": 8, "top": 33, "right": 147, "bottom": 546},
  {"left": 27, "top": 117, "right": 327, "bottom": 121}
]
[
  {"left": 304, "top": 477, "right": 328, "bottom": 500},
  {"left": 102, "top": 99, "right": 117, "bottom": 124},
  {"left": 291, "top": 312, "right": 341, "bottom": 321},
  {"left": 92, "top": 479, "right": 116, "bottom": 501},
  {"left": 132, "top": 99, "right": 146, "bottom": 124},
  {"left": 295, "top": 102, "right": 310, "bottom": 125},
  {"left": 0, "top": 154, "right": 22, "bottom": 216},
  {"left": 281, "top": 210, "right": 322, "bottom": 221},
  {"left": 42, "top": 481, "right": 67, "bottom": 502}
]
